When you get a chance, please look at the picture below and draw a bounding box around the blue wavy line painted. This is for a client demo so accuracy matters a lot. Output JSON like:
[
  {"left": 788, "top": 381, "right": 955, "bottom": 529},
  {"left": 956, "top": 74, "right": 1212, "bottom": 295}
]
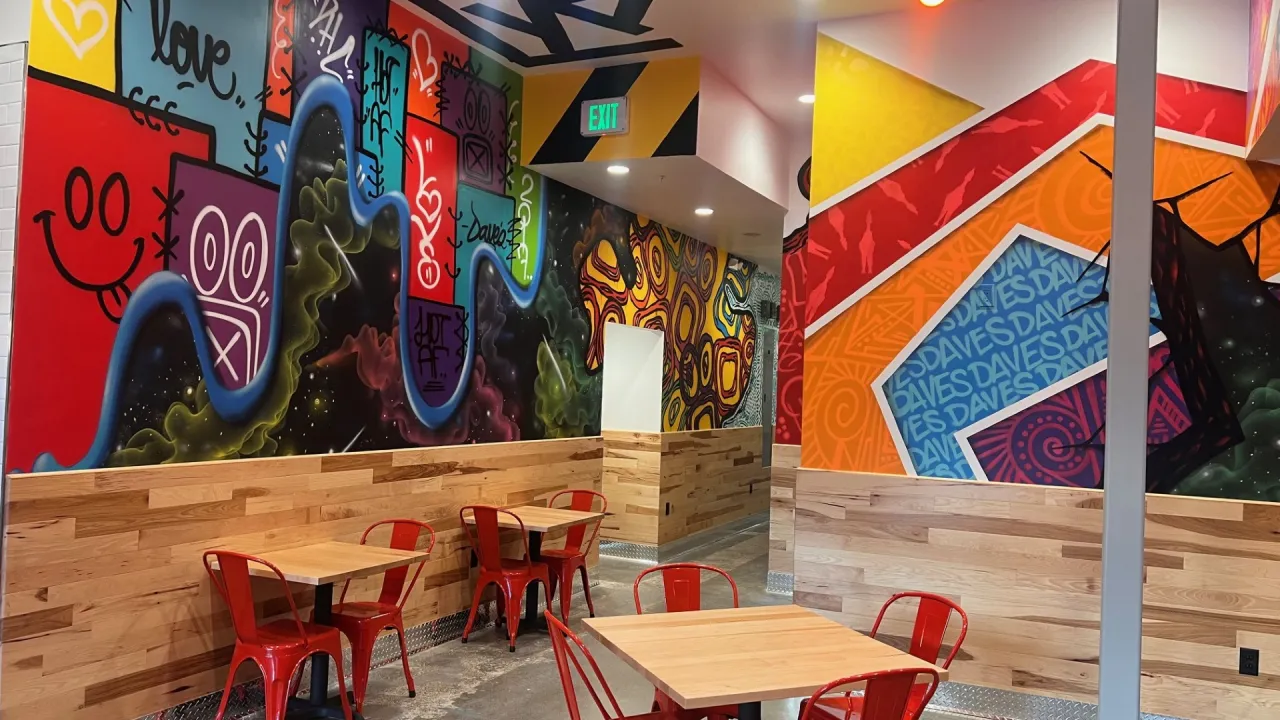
[
  {"left": 398, "top": 177, "right": 547, "bottom": 427},
  {"left": 34, "top": 76, "right": 548, "bottom": 471},
  {"left": 33, "top": 78, "right": 410, "bottom": 471}
]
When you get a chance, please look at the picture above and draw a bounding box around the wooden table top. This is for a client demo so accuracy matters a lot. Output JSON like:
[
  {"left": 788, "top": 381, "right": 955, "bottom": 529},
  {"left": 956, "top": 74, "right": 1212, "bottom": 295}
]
[
  {"left": 462, "top": 505, "right": 607, "bottom": 533},
  {"left": 228, "top": 541, "right": 431, "bottom": 586},
  {"left": 584, "top": 605, "right": 948, "bottom": 708}
]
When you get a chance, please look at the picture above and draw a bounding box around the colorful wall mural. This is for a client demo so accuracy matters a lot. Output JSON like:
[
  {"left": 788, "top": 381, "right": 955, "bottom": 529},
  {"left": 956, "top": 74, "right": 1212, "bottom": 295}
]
[
  {"left": 8, "top": 0, "right": 773, "bottom": 473},
  {"left": 1249, "top": 0, "right": 1280, "bottom": 150},
  {"left": 775, "top": 158, "right": 808, "bottom": 446},
  {"left": 804, "top": 29, "right": 1280, "bottom": 501}
]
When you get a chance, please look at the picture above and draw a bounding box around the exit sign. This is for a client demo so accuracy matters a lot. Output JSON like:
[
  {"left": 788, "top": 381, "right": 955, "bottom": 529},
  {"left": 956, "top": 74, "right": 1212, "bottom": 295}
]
[{"left": 581, "top": 97, "right": 629, "bottom": 137}]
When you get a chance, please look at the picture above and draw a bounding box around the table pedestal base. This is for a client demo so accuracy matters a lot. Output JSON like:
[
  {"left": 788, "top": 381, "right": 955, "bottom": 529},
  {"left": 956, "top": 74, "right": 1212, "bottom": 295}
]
[
  {"left": 736, "top": 702, "right": 762, "bottom": 720},
  {"left": 285, "top": 696, "right": 364, "bottom": 720}
]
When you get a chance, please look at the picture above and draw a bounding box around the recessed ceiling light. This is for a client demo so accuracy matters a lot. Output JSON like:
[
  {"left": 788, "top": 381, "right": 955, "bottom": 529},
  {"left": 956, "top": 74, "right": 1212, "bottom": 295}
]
[
  {"left": 607, "top": 165, "right": 630, "bottom": 175},
  {"left": 799, "top": 94, "right": 816, "bottom": 104},
  {"left": 921, "top": 0, "right": 945, "bottom": 6},
  {"left": 695, "top": 207, "right": 715, "bottom": 217}
]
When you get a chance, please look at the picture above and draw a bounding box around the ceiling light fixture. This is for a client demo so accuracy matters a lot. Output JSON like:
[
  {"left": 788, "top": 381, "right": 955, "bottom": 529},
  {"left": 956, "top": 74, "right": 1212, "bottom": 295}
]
[
  {"left": 921, "top": 0, "right": 946, "bottom": 6},
  {"left": 607, "top": 165, "right": 630, "bottom": 175},
  {"left": 695, "top": 207, "right": 715, "bottom": 217},
  {"left": 799, "top": 94, "right": 816, "bottom": 104}
]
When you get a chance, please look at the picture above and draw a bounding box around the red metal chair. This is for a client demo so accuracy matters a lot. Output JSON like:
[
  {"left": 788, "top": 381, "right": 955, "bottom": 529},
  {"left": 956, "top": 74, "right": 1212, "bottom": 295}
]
[
  {"left": 460, "top": 505, "right": 553, "bottom": 651},
  {"left": 542, "top": 489, "right": 606, "bottom": 622},
  {"left": 799, "top": 668, "right": 942, "bottom": 720},
  {"left": 632, "top": 562, "right": 740, "bottom": 615},
  {"left": 546, "top": 611, "right": 702, "bottom": 720},
  {"left": 634, "top": 563, "right": 741, "bottom": 719},
  {"left": 328, "top": 519, "right": 435, "bottom": 713},
  {"left": 203, "top": 551, "right": 354, "bottom": 720},
  {"left": 808, "top": 592, "right": 968, "bottom": 720}
]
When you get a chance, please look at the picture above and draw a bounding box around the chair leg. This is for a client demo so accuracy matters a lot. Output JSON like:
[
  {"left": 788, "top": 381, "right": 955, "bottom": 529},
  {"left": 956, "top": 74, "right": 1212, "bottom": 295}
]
[
  {"left": 394, "top": 623, "right": 416, "bottom": 698},
  {"left": 213, "top": 647, "right": 246, "bottom": 720},
  {"left": 504, "top": 581, "right": 525, "bottom": 651},
  {"left": 347, "top": 632, "right": 373, "bottom": 714},
  {"left": 263, "top": 676, "right": 292, "bottom": 720},
  {"left": 578, "top": 564, "right": 596, "bottom": 618},
  {"left": 461, "top": 580, "right": 487, "bottom": 643},
  {"left": 329, "top": 650, "right": 355, "bottom": 720},
  {"left": 286, "top": 658, "right": 304, "bottom": 702},
  {"left": 559, "top": 565, "right": 574, "bottom": 622}
]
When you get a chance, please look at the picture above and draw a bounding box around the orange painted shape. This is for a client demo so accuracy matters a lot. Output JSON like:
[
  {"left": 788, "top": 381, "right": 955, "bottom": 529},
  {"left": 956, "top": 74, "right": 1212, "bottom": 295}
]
[{"left": 802, "top": 128, "right": 1280, "bottom": 472}]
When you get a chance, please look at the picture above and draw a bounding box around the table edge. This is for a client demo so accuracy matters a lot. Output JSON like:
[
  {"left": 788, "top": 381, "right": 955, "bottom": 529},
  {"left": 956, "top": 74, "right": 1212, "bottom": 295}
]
[
  {"left": 582, "top": 609, "right": 950, "bottom": 708},
  {"left": 235, "top": 544, "right": 433, "bottom": 586}
]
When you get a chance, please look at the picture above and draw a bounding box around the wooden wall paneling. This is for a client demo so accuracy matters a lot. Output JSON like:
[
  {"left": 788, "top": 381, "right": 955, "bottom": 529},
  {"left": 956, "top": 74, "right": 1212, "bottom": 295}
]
[
  {"left": 770, "top": 444, "right": 799, "bottom": 577},
  {"left": 658, "top": 428, "right": 769, "bottom": 545},
  {"left": 601, "top": 430, "right": 662, "bottom": 544},
  {"left": 792, "top": 469, "right": 1280, "bottom": 720},
  {"left": 0, "top": 436, "right": 603, "bottom": 720}
]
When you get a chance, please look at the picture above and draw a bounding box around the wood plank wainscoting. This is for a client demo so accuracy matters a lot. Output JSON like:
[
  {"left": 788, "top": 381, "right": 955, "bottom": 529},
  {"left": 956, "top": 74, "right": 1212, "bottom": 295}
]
[
  {"left": 769, "top": 444, "right": 799, "bottom": 579},
  {"left": 793, "top": 469, "right": 1280, "bottom": 720},
  {"left": 601, "top": 427, "right": 769, "bottom": 547},
  {"left": 0, "top": 437, "right": 603, "bottom": 720}
]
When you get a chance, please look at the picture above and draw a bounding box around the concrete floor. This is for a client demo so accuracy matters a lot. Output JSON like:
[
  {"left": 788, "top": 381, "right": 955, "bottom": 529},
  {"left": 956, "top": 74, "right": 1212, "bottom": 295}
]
[{"left": 352, "top": 518, "right": 972, "bottom": 720}]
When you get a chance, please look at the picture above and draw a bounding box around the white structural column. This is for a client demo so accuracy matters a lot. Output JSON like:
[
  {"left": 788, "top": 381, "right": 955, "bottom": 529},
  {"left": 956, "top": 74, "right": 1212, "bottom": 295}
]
[{"left": 1098, "top": 0, "right": 1159, "bottom": 717}]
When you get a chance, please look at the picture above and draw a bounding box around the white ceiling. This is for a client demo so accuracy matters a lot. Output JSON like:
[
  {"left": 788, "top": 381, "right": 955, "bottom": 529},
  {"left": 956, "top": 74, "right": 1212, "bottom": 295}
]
[
  {"left": 418, "top": 0, "right": 929, "bottom": 270},
  {"left": 630, "top": 0, "right": 918, "bottom": 135},
  {"left": 536, "top": 156, "right": 788, "bottom": 272},
  {"left": 425, "top": 0, "right": 922, "bottom": 134}
]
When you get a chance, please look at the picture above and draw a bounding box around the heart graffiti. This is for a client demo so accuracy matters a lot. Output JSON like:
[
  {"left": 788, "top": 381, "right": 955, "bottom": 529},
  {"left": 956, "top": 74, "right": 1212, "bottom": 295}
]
[{"left": 42, "top": 0, "right": 110, "bottom": 60}]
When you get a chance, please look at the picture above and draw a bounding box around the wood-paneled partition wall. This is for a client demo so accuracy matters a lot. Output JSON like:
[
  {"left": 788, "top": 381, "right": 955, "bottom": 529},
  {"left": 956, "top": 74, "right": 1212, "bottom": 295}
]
[
  {"left": 793, "top": 469, "right": 1280, "bottom": 720},
  {"left": 0, "top": 437, "right": 602, "bottom": 720},
  {"left": 769, "top": 444, "right": 799, "bottom": 578},
  {"left": 601, "top": 427, "right": 769, "bottom": 546}
]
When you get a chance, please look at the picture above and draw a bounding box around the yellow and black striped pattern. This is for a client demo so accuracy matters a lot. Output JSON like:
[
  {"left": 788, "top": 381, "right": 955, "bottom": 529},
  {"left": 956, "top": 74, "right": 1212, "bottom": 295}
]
[{"left": 523, "top": 56, "right": 701, "bottom": 165}]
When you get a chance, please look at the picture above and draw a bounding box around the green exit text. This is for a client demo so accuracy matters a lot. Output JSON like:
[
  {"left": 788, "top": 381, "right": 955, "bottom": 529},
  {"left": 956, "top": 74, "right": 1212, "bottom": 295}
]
[{"left": 589, "top": 102, "right": 620, "bottom": 133}]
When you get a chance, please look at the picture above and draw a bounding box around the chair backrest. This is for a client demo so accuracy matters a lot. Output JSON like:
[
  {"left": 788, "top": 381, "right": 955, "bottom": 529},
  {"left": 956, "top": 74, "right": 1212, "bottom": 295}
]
[
  {"left": 203, "top": 550, "right": 306, "bottom": 646},
  {"left": 339, "top": 519, "right": 436, "bottom": 608},
  {"left": 549, "top": 489, "right": 606, "bottom": 554},
  {"left": 871, "top": 592, "right": 969, "bottom": 669},
  {"left": 633, "top": 563, "right": 739, "bottom": 614},
  {"left": 460, "top": 505, "right": 531, "bottom": 574},
  {"left": 546, "top": 611, "right": 627, "bottom": 720},
  {"left": 799, "top": 668, "right": 941, "bottom": 720}
]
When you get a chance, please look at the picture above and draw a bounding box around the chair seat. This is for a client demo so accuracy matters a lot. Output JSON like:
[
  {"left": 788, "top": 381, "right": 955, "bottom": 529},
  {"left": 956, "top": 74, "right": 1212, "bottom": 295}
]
[
  {"left": 256, "top": 619, "right": 341, "bottom": 648},
  {"left": 540, "top": 548, "right": 586, "bottom": 560},
  {"left": 498, "top": 558, "right": 550, "bottom": 575},
  {"left": 811, "top": 683, "right": 928, "bottom": 719},
  {"left": 332, "top": 601, "right": 400, "bottom": 623}
]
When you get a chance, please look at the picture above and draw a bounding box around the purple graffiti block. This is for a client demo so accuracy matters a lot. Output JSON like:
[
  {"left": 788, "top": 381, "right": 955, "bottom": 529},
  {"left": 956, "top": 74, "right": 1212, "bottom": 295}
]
[
  {"left": 170, "top": 160, "right": 279, "bottom": 390},
  {"left": 296, "top": 0, "right": 387, "bottom": 106},
  {"left": 967, "top": 344, "right": 1191, "bottom": 488},
  {"left": 441, "top": 63, "right": 509, "bottom": 194},
  {"left": 407, "top": 298, "right": 467, "bottom": 407}
]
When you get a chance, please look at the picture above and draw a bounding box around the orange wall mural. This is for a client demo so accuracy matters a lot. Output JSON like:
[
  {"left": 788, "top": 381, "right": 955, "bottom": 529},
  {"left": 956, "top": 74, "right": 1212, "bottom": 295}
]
[{"left": 803, "top": 31, "right": 1280, "bottom": 501}]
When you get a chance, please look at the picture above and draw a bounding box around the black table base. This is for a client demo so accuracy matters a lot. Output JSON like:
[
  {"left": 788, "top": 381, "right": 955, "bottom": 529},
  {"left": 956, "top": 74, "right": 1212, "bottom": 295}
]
[
  {"left": 284, "top": 583, "right": 365, "bottom": 720},
  {"left": 737, "top": 701, "right": 763, "bottom": 720},
  {"left": 285, "top": 696, "right": 363, "bottom": 720},
  {"left": 522, "top": 531, "right": 549, "bottom": 634}
]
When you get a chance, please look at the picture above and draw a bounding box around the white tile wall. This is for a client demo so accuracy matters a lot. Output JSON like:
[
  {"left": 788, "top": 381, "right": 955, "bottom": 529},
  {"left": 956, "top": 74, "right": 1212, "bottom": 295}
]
[{"left": 0, "top": 43, "right": 25, "bottom": 461}]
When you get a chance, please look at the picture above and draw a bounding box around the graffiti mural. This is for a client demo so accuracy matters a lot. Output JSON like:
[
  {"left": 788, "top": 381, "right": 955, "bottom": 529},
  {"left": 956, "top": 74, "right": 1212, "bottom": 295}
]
[
  {"left": 775, "top": 158, "right": 808, "bottom": 445},
  {"left": 10, "top": 0, "right": 771, "bottom": 472},
  {"left": 548, "top": 183, "right": 762, "bottom": 432},
  {"left": 802, "top": 31, "right": 1280, "bottom": 501}
]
